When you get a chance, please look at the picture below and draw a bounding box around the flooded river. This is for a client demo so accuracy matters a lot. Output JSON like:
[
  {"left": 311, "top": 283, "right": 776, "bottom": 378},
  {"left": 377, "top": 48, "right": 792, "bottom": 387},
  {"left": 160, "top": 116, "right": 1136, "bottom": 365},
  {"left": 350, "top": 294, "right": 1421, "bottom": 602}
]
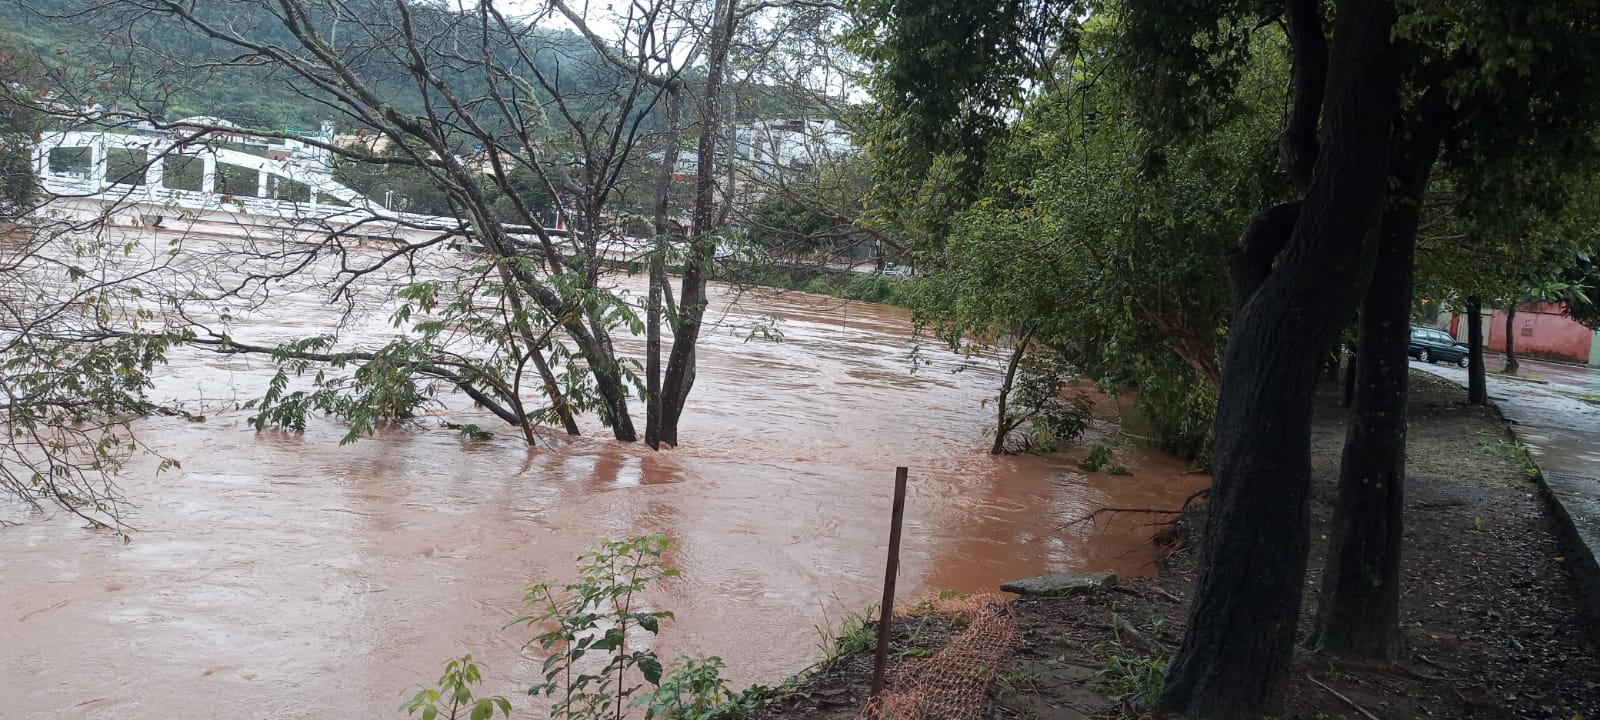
[{"left": 0, "top": 227, "right": 1207, "bottom": 719}]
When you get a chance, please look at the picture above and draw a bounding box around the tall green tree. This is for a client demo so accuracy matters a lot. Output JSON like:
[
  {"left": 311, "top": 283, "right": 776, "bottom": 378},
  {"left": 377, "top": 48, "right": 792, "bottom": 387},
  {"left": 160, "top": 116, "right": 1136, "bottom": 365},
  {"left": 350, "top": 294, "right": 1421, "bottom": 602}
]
[
  {"left": 743, "top": 156, "right": 875, "bottom": 259},
  {"left": 854, "top": 2, "right": 1401, "bottom": 711},
  {"left": 0, "top": 21, "right": 39, "bottom": 218},
  {"left": 1418, "top": 164, "right": 1600, "bottom": 385},
  {"left": 851, "top": 0, "right": 1600, "bottom": 716},
  {"left": 1140, "top": 4, "right": 1402, "bottom": 714},
  {"left": 903, "top": 25, "right": 1288, "bottom": 463}
]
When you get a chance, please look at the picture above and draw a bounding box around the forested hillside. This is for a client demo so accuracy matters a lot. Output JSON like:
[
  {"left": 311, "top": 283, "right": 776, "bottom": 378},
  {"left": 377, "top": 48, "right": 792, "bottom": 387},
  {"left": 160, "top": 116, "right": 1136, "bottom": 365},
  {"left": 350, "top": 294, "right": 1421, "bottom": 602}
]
[{"left": 0, "top": 0, "right": 617, "bottom": 132}]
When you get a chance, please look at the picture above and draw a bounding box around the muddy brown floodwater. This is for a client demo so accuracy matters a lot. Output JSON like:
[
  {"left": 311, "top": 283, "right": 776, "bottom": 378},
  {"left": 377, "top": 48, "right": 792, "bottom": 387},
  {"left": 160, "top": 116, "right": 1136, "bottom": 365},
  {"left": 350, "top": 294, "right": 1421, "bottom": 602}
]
[{"left": 0, "top": 255, "right": 1208, "bottom": 719}]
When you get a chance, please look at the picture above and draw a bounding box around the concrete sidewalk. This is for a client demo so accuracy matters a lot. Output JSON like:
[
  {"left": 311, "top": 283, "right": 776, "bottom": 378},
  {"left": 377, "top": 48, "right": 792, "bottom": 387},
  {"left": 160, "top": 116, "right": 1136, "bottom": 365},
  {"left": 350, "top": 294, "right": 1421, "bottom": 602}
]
[{"left": 1413, "top": 357, "right": 1600, "bottom": 617}]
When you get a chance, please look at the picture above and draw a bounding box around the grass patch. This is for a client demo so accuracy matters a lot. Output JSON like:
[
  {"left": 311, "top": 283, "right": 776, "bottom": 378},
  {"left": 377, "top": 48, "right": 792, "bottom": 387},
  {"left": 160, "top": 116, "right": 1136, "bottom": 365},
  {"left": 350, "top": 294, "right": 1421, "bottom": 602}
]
[
  {"left": 808, "top": 595, "right": 973, "bottom": 681},
  {"left": 1477, "top": 438, "right": 1540, "bottom": 479},
  {"left": 1090, "top": 614, "right": 1168, "bottom": 711},
  {"left": 1558, "top": 390, "right": 1600, "bottom": 406},
  {"left": 1490, "top": 371, "right": 1548, "bottom": 383},
  {"left": 995, "top": 663, "right": 1047, "bottom": 697},
  {"left": 813, "top": 603, "right": 879, "bottom": 664},
  {"left": 894, "top": 625, "right": 937, "bottom": 659}
]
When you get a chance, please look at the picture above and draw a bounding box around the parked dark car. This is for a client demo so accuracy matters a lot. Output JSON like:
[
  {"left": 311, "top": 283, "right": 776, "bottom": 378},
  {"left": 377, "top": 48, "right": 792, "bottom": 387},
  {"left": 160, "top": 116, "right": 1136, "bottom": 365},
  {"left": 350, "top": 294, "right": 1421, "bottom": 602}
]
[{"left": 1408, "top": 325, "right": 1470, "bottom": 367}]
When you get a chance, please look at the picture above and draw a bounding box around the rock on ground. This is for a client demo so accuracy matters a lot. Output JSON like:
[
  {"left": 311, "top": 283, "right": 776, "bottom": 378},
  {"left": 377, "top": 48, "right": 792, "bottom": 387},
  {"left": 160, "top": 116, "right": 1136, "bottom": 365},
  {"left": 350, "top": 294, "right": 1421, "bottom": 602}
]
[{"left": 999, "top": 571, "right": 1117, "bottom": 597}]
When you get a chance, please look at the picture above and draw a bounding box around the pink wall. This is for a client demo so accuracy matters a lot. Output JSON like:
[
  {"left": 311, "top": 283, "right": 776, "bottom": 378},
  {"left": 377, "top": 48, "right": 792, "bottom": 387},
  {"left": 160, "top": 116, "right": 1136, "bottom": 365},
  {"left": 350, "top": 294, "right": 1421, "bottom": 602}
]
[{"left": 1486, "top": 302, "right": 1593, "bottom": 363}]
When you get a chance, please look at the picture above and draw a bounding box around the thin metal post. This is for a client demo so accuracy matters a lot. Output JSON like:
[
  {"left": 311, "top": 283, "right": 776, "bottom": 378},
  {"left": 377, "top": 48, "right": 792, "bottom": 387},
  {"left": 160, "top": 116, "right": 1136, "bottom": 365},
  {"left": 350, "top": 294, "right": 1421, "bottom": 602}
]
[{"left": 870, "top": 466, "right": 910, "bottom": 700}]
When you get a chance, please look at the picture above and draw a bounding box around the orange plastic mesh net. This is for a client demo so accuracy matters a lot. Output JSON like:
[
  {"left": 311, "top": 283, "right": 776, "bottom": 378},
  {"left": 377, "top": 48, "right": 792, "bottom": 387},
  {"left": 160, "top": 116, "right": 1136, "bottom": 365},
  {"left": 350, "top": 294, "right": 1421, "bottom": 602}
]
[{"left": 860, "top": 593, "right": 1019, "bottom": 720}]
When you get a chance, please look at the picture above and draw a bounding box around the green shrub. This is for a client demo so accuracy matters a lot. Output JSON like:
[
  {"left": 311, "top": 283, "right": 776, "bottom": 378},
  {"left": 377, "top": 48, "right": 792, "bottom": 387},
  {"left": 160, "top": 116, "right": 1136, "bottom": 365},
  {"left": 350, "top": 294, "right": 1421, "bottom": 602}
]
[
  {"left": 1079, "top": 443, "right": 1113, "bottom": 472},
  {"left": 995, "top": 349, "right": 1095, "bottom": 454},
  {"left": 514, "top": 535, "right": 681, "bottom": 720},
  {"left": 840, "top": 274, "right": 906, "bottom": 304},
  {"left": 401, "top": 656, "right": 512, "bottom": 720},
  {"left": 408, "top": 535, "right": 767, "bottom": 720},
  {"left": 639, "top": 656, "right": 765, "bottom": 720},
  {"left": 1016, "top": 354, "right": 1093, "bottom": 453},
  {"left": 803, "top": 277, "right": 836, "bottom": 295}
]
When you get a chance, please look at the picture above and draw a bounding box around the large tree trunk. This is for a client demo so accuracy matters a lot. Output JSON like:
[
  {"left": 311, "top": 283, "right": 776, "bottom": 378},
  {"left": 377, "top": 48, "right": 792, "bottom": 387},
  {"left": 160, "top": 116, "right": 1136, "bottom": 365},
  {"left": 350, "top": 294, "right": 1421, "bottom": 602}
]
[
  {"left": 1341, "top": 342, "right": 1357, "bottom": 408},
  {"left": 1504, "top": 305, "right": 1520, "bottom": 375},
  {"left": 1313, "top": 106, "right": 1444, "bottom": 657},
  {"left": 659, "top": 0, "right": 736, "bottom": 448},
  {"left": 588, "top": 316, "right": 637, "bottom": 441},
  {"left": 1160, "top": 0, "right": 1400, "bottom": 715},
  {"left": 646, "top": 86, "right": 685, "bottom": 450},
  {"left": 647, "top": 246, "right": 666, "bottom": 448},
  {"left": 570, "top": 204, "right": 638, "bottom": 441},
  {"left": 1467, "top": 298, "right": 1488, "bottom": 403}
]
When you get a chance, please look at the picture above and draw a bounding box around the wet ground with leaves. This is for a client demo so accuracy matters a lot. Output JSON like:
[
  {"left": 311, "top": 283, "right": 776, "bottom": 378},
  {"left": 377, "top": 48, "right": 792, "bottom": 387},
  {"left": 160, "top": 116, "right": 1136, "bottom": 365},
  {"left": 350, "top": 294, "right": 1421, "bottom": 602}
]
[{"left": 756, "top": 371, "right": 1600, "bottom": 719}]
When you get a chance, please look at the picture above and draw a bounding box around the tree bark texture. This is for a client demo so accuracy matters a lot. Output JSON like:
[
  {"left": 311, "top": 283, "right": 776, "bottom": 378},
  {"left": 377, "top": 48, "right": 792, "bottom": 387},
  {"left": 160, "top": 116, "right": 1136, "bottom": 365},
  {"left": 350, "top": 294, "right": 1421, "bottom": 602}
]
[
  {"left": 1160, "top": 0, "right": 1401, "bottom": 715},
  {"left": 1341, "top": 343, "right": 1357, "bottom": 408},
  {"left": 1281, "top": 0, "right": 1328, "bottom": 188},
  {"left": 529, "top": 341, "right": 581, "bottom": 436},
  {"left": 659, "top": 0, "right": 736, "bottom": 448},
  {"left": 646, "top": 86, "right": 685, "bottom": 450},
  {"left": 1504, "top": 306, "right": 1520, "bottom": 375},
  {"left": 1313, "top": 107, "right": 1444, "bottom": 657},
  {"left": 1467, "top": 298, "right": 1488, "bottom": 404}
]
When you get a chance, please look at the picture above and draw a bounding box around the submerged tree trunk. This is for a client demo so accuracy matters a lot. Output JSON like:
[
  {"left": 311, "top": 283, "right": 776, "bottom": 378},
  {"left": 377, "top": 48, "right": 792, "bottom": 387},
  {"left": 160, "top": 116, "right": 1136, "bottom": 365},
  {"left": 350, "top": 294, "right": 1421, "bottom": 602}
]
[
  {"left": 495, "top": 276, "right": 581, "bottom": 437},
  {"left": 991, "top": 332, "right": 1032, "bottom": 455},
  {"left": 646, "top": 86, "right": 685, "bottom": 450},
  {"left": 1504, "top": 305, "right": 1520, "bottom": 375},
  {"left": 647, "top": 253, "right": 665, "bottom": 447},
  {"left": 1161, "top": 0, "right": 1400, "bottom": 714},
  {"left": 1467, "top": 298, "right": 1488, "bottom": 404},
  {"left": 659, "top": 0, "right": 736, "bottom": 448},
  {"left": 1313, "top": 107, "right": 1444, "bottom": 657},
  {"left": 573, "top": 205, "right": 638, "bottom": 442},
  {"left": 529, "top": 341, "right": 581, "bottom": 436}
]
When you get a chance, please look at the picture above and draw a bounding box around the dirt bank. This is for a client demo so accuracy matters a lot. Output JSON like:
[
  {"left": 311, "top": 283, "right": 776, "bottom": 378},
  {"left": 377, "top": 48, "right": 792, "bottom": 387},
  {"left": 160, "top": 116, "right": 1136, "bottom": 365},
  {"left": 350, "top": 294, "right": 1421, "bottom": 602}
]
[{"left": 758, "top": 371, "right": 1600, "bottom": 719}]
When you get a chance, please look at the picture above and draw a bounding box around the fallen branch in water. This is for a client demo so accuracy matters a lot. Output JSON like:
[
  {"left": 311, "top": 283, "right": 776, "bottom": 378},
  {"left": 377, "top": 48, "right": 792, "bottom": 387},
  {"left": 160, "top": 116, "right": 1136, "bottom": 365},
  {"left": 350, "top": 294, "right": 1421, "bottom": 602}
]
[{"left": 1054, "top": 487, "right": 1211, "bottom": 532}]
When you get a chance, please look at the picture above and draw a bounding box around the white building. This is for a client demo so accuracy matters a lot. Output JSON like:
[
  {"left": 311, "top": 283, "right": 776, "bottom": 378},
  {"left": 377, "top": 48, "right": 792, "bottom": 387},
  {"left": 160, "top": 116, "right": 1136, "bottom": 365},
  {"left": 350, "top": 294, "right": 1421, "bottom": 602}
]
[
  {"left": 674, "top": 117, "right": 857, "bottom": 201},
  {"left": 732, "top": 117, "right": 854, "bottom": 180},
  {"left": 115, "top": 116, "right": 338, "bottom": 176}
]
